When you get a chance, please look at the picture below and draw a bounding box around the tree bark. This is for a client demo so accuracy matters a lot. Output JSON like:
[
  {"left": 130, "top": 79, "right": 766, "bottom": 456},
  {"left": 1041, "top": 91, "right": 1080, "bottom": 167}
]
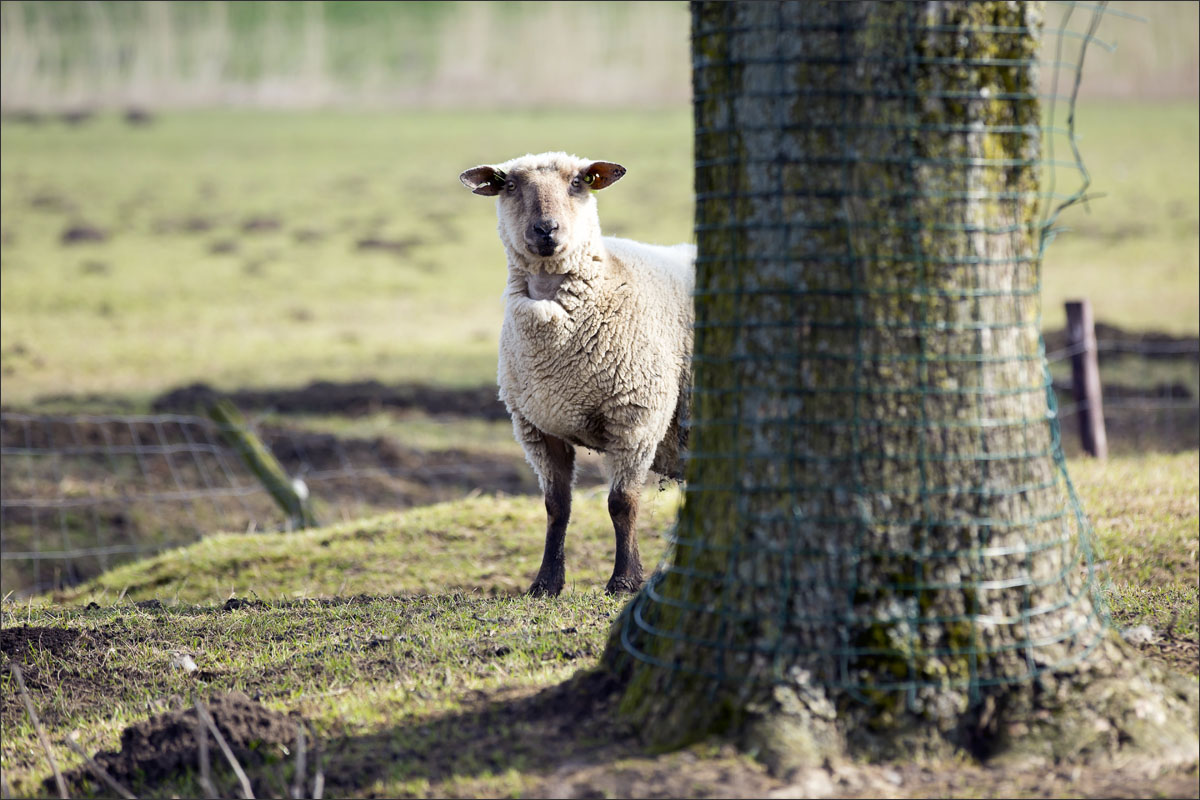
[{"left": 603, "top": 0, "right": 1197, "bottom": 772}]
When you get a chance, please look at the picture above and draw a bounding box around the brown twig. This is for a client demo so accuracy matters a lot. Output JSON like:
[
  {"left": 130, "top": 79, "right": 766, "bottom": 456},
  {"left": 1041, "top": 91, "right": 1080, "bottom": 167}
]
[
  {"left": 9, "top": 663, "right": 68, "bottom": 799},
  {"left": 194, "top": 702, "right": 218, "bottom": 800},
  {"left": 194, "top": 699, "right": 254, "bottom": 799},
  {"left": 62, "top": 735, "right": 136, "bottom": 800},
  {"left": 290, "top": 723, "right": 306, "bottom": 800}
]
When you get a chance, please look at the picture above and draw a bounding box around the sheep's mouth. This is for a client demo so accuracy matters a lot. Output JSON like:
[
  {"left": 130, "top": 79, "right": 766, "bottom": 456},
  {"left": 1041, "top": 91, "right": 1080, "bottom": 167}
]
[
  {"left": 525, "top": 239, "right": 562, "bottom": 258},
  {"left": 526, "top": 272, "right": 566, "bottom": 301},
  {"left": 523, "top": 235, "right": 564, "bottom": 256}
]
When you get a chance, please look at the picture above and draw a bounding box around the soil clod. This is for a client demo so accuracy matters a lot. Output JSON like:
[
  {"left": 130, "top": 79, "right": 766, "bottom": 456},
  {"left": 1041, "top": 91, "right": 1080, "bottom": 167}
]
[
  {"left": 60, "top": 224, "right": 108, "bottom": 244},
  {"left": 55, "top": 691, "right": 305, "bottom": 795},
  {"left": 0, "top": 626, "right": 81, "bottom": 658},
  {"left": 124, "top": 108, "right": 153, "bottom": 126},
  {"left": 242, "top": 216, "right": 281, "bottom": 233},
  {"left": 222, "top": 598, "right": 265, "bottom": 612}
]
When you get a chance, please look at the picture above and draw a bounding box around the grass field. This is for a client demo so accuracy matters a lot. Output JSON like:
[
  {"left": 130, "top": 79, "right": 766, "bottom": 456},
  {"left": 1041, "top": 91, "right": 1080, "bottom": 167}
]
[
  {"left": 1, "top": 102, "right": 1196, "bottom": 410},
  {"left": 0, "top": 109, "right": 694, "bottom": 408},
  {"left": 1, "top": 95, "right": 1197, "bottom": 799},
  {"left": 1042, "top": 101, "right": 1199, "bottom": 333},
  {"left": 1, "top": 452, "right": 1196, "bottom": 798}
]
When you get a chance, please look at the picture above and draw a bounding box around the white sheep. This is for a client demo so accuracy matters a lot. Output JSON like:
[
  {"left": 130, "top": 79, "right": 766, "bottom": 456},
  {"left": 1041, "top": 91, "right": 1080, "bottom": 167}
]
[{"left": 460, "top": 152, "right": 695, "bottom": 596}]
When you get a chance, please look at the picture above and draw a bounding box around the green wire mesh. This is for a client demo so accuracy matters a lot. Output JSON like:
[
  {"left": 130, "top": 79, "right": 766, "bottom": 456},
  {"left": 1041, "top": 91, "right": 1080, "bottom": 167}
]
[{"left": 615, "top": 1, "right": 1123, "bottom": 708}]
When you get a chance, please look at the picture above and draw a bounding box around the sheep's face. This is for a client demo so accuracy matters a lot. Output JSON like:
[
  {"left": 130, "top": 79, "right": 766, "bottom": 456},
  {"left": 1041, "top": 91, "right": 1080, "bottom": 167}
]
[{"left": 460, "top": 154, "right": 625, "bottom": 263}]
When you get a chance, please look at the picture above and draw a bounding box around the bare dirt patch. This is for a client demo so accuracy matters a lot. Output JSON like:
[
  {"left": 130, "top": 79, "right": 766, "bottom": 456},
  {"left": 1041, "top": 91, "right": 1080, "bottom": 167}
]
[
  {"left": 55, "top": 691, "right": 306, "bottom": 796},
  {"left": 355, "top": 235, "right": 423, "bottom": 256},
  {"left": 242, "top": 216, "right": 282, "bottom": 233},
  {"left": 1113, "top": 626, "right": 1200, "bottom": 678},
  {"left": 0, "top": 625, "right": 80, "bottom": 658},
  {"left": 60, "top": 223, "right": 108, "bottom": 244},
  {"left": 153, "top": 380, "right": 509, "bottom": 420},
  {"left": 542, "top": 755, "right": 1200, "bottom": 799},
  {"left": 29, "top": 191, "right": 75, "bottom": 213},
  {"left": 1, "top": 625, "right": 115, "bottom": 736},
  {"left": 60, "top": 110, "right": 94, "bottom": 127},
  {"left": 123, "top": 108, "right": 153, "bottom": 126}
]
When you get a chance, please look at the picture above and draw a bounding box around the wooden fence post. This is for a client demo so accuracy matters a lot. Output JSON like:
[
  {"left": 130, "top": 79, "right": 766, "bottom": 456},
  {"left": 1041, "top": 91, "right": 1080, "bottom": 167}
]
[{"left": 1065, "top": 299, "right": 1108, "bottom": 458}]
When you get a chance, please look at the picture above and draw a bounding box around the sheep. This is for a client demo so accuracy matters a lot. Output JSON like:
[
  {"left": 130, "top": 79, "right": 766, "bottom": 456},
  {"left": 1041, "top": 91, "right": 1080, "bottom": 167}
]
[{"left": 459, "top": 152, "right": 695, "bottom": 596}]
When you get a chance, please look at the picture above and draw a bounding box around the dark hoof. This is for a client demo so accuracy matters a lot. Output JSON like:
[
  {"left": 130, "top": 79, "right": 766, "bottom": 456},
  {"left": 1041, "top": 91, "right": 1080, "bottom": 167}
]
[
  {"left": 528, "top": 577, "right": 564, "bottom": 597},
  {"left": 605, "top": 575, "right": 643, "bottom": 595}
]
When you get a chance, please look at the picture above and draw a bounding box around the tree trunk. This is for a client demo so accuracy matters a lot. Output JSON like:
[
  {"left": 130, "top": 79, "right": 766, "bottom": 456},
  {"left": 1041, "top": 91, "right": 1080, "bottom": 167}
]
[{"left": 603, "top": 0, "right": 1197, "bottom": 772}]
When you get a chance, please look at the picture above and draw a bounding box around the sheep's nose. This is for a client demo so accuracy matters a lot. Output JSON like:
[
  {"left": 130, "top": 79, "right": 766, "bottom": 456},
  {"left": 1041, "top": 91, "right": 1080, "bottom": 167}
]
[{"left": 532, "top": 219, "right": 559, "bottom": 238}]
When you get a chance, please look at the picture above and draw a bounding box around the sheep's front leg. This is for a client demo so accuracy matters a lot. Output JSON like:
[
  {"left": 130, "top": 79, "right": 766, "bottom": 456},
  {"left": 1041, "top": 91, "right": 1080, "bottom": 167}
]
[{"left": 514, "top": 416, "right": 576, "bottom": 597}]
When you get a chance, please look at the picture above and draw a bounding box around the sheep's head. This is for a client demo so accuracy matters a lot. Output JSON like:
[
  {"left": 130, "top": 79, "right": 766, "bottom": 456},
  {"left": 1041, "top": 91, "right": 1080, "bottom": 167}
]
[{"left": 460, "top": 152, "right": 625, "bottom": 262}]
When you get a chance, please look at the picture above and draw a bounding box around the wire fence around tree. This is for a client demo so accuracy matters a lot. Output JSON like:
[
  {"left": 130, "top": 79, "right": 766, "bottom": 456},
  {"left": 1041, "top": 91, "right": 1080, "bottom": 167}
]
[{"left": 602, "top": 0, "right": 1185, "bottom": 710}]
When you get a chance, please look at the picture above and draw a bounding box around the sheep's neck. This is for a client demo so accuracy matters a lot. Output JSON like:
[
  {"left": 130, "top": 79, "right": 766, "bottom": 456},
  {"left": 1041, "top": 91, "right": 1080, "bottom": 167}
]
[
  {"left": 526, "top": 272, "right": 566, "bottom": 301},
  {"left": 510, "top": 241, "right": 606, "bottom": 300}
]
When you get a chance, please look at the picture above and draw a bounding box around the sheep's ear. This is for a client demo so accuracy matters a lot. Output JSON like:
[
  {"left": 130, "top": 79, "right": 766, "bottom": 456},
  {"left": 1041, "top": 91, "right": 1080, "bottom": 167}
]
[
  {"left": 584, "top": 161, "right": 626, "bottom": 191},
  {"left": 460, "top": 166, "right": 505, "bottom": 196}
]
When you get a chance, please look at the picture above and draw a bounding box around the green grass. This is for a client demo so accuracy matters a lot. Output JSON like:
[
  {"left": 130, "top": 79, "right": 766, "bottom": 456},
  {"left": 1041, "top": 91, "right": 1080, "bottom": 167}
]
[
  {"left": 46, "top": 488, "right": 681, "bottom": 604},
  {"left": 2, "top": 592, "right": 636, "bottom": 798},
  {"left": 2, "top": 453, "right": 1196, "bottom": 798},
  {"left": 1041, "top": 101, "right": 1200, "bottom": 334},
  {"left": 1070, "top": 450, "right": 1200, "bottom": 640},
  {"left": 0, "top": 109, "right": 695, "bottom": 409},
  {"left": 2, "top": 102, "right": 1196, "bottom": 411},
  {"left": 2, "top": 490, "right": 683, "bottom": 798}
]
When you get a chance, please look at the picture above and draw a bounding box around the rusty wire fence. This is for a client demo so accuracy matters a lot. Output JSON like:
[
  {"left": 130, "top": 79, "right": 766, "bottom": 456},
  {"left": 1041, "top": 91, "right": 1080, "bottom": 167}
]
[{"left": 0, "top": 404, "right": 548, "bottom": 596}]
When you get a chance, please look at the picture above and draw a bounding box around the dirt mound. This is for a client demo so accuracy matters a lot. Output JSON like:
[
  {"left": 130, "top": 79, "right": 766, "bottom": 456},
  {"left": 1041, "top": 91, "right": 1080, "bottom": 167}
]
[
  {"left": 57, "top": 691, "right": 305, "bottom": 795},
  {"left": 1, "top": 626, "right": 80, "bottom": 658},
  {"left": 60, "top": 223, "right": 108, "bottom": 244},
  {"left": 153, "top": 379, "right": 509, "bottom": 420}
]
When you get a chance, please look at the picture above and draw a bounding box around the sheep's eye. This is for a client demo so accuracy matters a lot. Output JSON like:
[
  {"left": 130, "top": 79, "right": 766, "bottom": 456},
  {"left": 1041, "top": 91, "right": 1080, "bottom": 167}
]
[
  {"left": 571, "top": 177, "right": 582, "bottom": 189},
  {"left": 506, "top": 181, "right": 516, "bottom": 192}
]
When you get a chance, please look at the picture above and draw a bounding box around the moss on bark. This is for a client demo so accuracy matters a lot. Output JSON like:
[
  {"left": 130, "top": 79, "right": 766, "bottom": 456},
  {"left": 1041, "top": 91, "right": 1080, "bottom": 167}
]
[{"left": 602, "top": 0, "right": 1199, "bottom": 774}]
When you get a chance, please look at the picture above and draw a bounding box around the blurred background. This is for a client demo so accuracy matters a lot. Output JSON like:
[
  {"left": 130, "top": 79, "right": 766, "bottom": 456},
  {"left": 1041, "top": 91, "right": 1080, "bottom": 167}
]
[
  {"left": 1, "top": 1, "right": 1195, "bottom": 110},
  {"left": 1, "top": 1, "right": 1197, "bottom": 594},
  {"left": 0, "top": 1, "right": 693, "bottom": 111}
]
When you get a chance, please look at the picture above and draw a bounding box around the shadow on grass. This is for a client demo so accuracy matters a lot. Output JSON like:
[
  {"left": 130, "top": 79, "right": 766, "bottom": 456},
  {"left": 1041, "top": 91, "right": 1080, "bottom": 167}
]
[{"left": 316, "top": 668, "right": 636, "bottom": 797}]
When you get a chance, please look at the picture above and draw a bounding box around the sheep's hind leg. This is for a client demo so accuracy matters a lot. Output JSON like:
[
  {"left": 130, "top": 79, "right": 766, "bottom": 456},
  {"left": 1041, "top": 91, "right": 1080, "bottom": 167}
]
[
  {"left": 605, "top": 442, "right": 657, "bottom": 594},
  {"left": 527, "top": 433, "right": 576, "bottom": 597},
  {"left": 605, "top": 482, "right": 645, "bottom": 595}
]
